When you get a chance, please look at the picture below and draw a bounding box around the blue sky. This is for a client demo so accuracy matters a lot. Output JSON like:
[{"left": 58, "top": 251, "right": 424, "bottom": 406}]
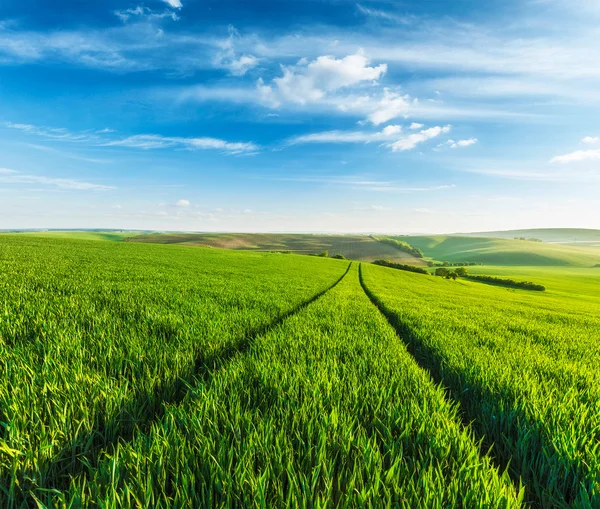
[{"left": 1, "top": 0, "right": 599, "bottom": 233}]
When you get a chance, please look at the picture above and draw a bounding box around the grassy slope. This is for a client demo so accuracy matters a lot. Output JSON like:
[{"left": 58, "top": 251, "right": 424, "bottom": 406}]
[
  {"left": 126, "top": 232, "right": 426, "bottom": 264},
  {"left": 463, "top": 228, "right": 600, "bottom": 245},
  {"left": 362, "top": 263, "right": 600, "bottom": 506},
  {"left": 400, "top": 235, "right": 600, "bottom": 267},
  {"left": 13, "top": 231, "right": 133, "bottom": 241}
]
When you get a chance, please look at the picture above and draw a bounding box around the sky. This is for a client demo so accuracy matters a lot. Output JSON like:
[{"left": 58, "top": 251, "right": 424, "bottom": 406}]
[{"left": 1, "top": 0, "right": 599, "bottom": 233}]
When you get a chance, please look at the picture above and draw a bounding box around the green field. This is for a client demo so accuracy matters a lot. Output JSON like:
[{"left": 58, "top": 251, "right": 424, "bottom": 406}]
[
  {"left": 9, "top": 231, "right": 135, "bottom": 242},
  {"left": 464, "top": 228, "right": 600, "bottom": 246},
  {"left": 400, "top": 235, "right": 600, "bottom": 267},
  {"left": 1, "top": 234, "right": 600, "bottom": 507}
]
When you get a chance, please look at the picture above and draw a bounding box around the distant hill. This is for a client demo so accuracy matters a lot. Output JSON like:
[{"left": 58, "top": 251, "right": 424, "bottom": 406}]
[
  {"left": 126, "top": 233, "right": 427, "bottom": 265},
  {"left": 400, "top": 235, "right": 600, "bottom": 267},
  {"left": 461, "top": 228, "right": 600, "bottom": 246}
]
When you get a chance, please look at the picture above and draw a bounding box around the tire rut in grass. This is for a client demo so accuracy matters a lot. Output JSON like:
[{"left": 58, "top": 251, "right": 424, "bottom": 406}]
[
  {"left": 24, "top": 262, "right": 353, "bottom": 501},
  {"left": 357, "top": 263, "right": 524, "bottom": 499},
  {"left": 358, "top": 263, "right": 598, "bottom": 508}
]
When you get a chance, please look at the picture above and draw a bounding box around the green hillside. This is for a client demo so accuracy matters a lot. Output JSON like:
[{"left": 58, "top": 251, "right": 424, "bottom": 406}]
[
  {"left": 463, "top": 228, "right": 600, "bottom": 246},
  {"left": 13, "top": 230, "right": 133, "bottom": 241},
  {"left": 400, "top": 235, "right": 600, "bottom": 266}
]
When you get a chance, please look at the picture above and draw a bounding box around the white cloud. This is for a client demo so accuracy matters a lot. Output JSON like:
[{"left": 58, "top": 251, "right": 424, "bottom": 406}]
[
  {"left": 437, "top": 137, "right": 478, "bottom": 150},
  {"left": 176, "top": 199, "right": 190, "bottom": 207},
  {"left": 366, "top": 89, "right": 410, "bottom": 125},
  {"left": 550, "top": 149, "right": 600, "bottom": 163},
  {"left": 409, "top": 122, "right": 424, "bottom": 130},
  {"left": 162, "top": 0, "right": 182, "bottom": 8},
  {"left": 391, "top": 125, "right": 452, "bottom": 151},
  {"left": 382, "top": 125, "right": 402, "bottom": 136},
  {"left": 582, "top": 136, "right": 600, "bottom": 144},
  {"left": 265, "top": 52, "right": 386, "bottom": 106},
  {"left": 0, "top": 168, "right": 114, "bottom": 190},
  {"left": 452, "top": 138, "right": 478, "bottom": 148},
  {"left": 213, "top": 26, "right": 259, "bottom": 76},
  {"left": 227, "top": 55, "right": 259, "bottom": 76}
]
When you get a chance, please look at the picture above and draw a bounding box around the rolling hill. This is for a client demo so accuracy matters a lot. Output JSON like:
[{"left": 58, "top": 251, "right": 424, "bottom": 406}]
[
  {"left": 399, "top": 235, "right": 600, "bottom": 267},
  {"left": 125, "top": 233, "right": 427, "bottom": 264},
  {"left": 462, "top": 228, "right": 600, "bottom": 246}
]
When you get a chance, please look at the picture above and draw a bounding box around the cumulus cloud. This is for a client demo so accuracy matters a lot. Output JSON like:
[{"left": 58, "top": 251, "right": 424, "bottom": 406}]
[
  {"left": 391, "top": 125, "right": 452, "bottom": 151},
  {"left": 452, "top": 138, "right": 478, "bottom": 148},
  {"left": 382, "top": 125, "right": 402, "bottom": 136},
  {"left": 550, "top": 149, "right": 600, "bottom": 163},
  {"left": 162, "top": 0, "right": 182, "bottom": 8},
  {"left": 259, "top": 52, "right": 386, "bottom": 106},
  {"left": 437, "top": 137, "right": 478, "bottom": 150},
  {"left": 0, "top": 168, "right": 114, "bottom": 190},
  {"left": 176, "top": 199, "right": 190, "bottom": 207},
  {"left": 409, "top": 122, "right": 424, "bottom": 130}
]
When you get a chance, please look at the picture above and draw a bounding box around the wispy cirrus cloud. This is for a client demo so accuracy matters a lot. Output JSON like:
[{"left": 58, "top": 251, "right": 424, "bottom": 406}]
[
  {"left": 550, "top": 149, "right": 600, "bottom": 164},
  {"left": 114, "top": 6, "right": 180, "bottom": 23},
  {"left": 289, "top": 123, "right": 452, "bottom": 152},
  {"left": 103, "top": 134, "right": 258, "bottom": 153},
  {"left": 6, "top": 122, "right": 100, "bottom": 142},
  {"left": 0, "top": 168, "right": 115, "bottom": 190},
  {"left": 213, "top": 26, "right": 259, "bottom": 76},
  {"left": 261, "top": 174, "right": 455, "bottom": 192},
  {"left": 288, "top": 125, "right": 402, "bottom": 145},
  {"left": 24, "top": 143, "right": 112, "bottom": 164},
  {"left": 356, "top": 4, "right": 415, "bottom": 25},
  {"left": 5, "top": 122, "right": 258, "bottom": 154}
]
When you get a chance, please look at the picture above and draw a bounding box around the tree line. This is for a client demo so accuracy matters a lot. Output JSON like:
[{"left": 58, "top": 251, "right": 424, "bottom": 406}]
[
  {"left": 434, "top": 267, "right": 545, "bottom": 291},
  {"left": 373, "top": 260, "right": 429, "bottom": 274},
  {"left": 373, "top": 237, "right": 425, "bottom": 258}
]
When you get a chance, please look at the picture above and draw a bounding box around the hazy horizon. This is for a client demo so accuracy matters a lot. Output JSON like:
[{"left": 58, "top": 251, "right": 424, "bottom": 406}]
[{"left": 2, "top": 0, "right": 599, "bottom": 232}]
